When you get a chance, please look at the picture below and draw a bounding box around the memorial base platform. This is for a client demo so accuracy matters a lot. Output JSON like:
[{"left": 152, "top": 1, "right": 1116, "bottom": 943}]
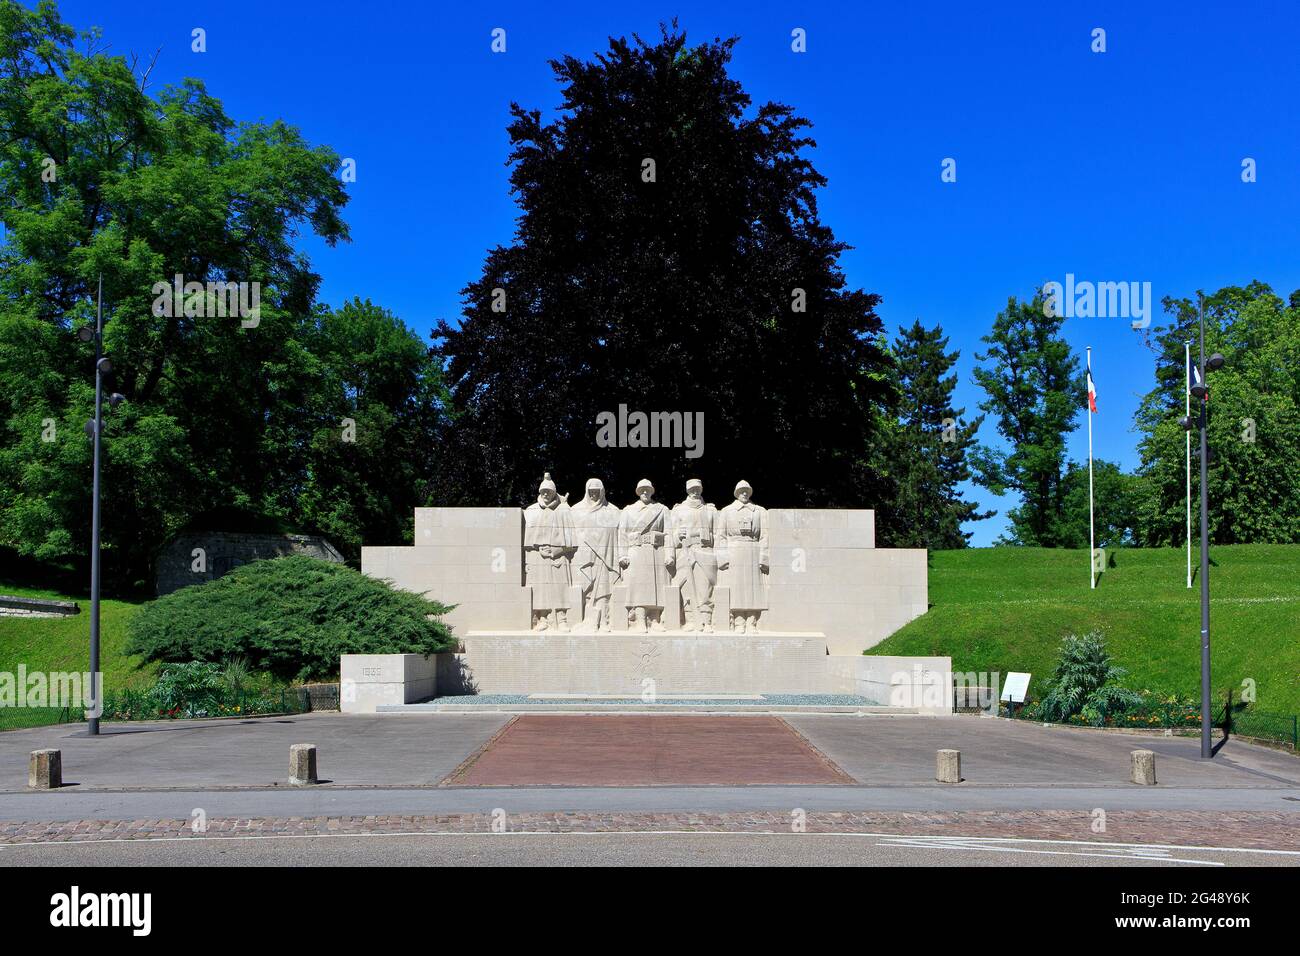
[
  {"left": 340, "top": 643, "right": 953, "bottom": 715},
  {"left": 447, "top": 630, "right": 831, "bottom": 697}
]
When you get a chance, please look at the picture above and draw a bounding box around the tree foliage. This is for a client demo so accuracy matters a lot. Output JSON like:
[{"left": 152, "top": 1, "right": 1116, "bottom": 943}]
[
  {"left": 877, "top": 320, "right": 989, "bottom": 548},
  {"left": 971, "top": 293, "right": 1082, "bottom": 546},
  {"left": 1133, "top": 283, "right": 1300, "bottom": 545},
  {"left": 434, "top": 25, "right": 892, "bottom": 510},
  {"left": 125, "top": 556, "right": 455, "bottom": 682},
  {"left": 0, "top": 1, "right": 444, "bottom": 588}
]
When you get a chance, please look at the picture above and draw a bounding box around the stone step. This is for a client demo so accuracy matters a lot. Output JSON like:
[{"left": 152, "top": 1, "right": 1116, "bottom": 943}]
[{"left": 376, "top": 702, "right": 919, "bottom": 715}]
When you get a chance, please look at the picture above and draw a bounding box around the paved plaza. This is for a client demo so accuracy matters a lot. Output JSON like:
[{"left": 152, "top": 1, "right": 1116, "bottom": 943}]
[{"left": 1, "top": 712, "right": 1297, "bottom": 862}]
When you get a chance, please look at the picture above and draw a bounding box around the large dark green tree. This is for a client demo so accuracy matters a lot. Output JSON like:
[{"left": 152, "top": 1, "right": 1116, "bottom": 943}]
[
  {"left": 971, "top": 293, "right": 1082, "bottom": 546},
  {"left": 0, "top": 0, "right": 443, "bottom": 588},
  {"left": 877, "top": 320, "right": 989, "bottom": 548},
  {"left": 434, "top": 26, "right": 892, "bottom": 509},
  {"left": 1133, "top": 282, "right": 1300, "bottom": 545}
]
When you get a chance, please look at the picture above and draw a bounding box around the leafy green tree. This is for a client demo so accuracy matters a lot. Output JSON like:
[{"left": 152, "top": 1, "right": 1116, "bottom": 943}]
[
  {"left": 971, "top": 293, "right": 1082, "bottom": 546},
  {"left": 126, "top": 556, "right": 455, "bottom": 682},
  {"left": 1133, "top": 283, "right": 1300, "bottom": 545},
  {"left": 295, "top": 298, "right": 449, "bottom": 555},
  {"left": 434, "top": 26, "right": 892, "bottom": 508},
  {"left": 877, "top": 320, "right": 989, "bottom": 548},
  {"left": 1058, "top": 458, "right": 1142, "bottom": 549},
  {"left": 0, "top": 1, "right": 446, "bottom": 587}
]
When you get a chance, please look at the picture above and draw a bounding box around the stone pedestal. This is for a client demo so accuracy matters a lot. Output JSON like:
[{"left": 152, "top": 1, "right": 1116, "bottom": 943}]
[
  {"left": 454, "top": 630, "right": 831, "bottom": 696},
  {"left": 340, "top": 654, "right": 437, "bottom": 713}
]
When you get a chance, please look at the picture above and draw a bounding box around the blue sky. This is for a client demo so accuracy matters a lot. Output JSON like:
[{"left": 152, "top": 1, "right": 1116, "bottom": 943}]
[{"left": 48, "top": 0, "right": 1300, "bottom": 544}]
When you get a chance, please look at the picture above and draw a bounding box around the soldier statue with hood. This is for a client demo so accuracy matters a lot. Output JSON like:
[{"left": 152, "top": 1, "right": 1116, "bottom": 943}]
[{"left": 571, "top": 478, "right": 621, "bottom": 632}]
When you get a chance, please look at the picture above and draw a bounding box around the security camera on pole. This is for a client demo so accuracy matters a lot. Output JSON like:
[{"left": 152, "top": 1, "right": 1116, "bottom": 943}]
[
  {"left": 1177, "top": 292, "right": 1225, "bottom": 759},
  {"left": 77, "top": 276, "right": 127, "bottom": 737}
]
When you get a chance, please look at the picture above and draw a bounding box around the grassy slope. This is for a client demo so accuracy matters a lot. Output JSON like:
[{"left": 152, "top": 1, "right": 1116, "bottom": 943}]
[
  {"left": 0, "top": 582, "right": 154, "bottom": 688},
  {"left": 869, "top": 545, "right": 1300, "bottom": 716}
]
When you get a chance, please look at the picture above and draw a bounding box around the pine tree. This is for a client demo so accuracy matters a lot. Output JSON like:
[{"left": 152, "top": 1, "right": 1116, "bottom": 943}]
[{"left": 878, "top": 320, "right": 989, "bottom": 548}]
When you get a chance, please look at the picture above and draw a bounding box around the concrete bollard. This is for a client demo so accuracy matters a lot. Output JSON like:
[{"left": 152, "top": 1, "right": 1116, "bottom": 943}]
[
  {"left": 936, "top": 748, "right": 961, "bottom": 784},
  {"left": 289, "top": 744, "right": 318, "bottom": 786},
  {"left": 1130, "top": 749, "right": 1156, "bottom": 786},
  {"left": 29, "top": 749, "right": 62, "bottom": 790}
]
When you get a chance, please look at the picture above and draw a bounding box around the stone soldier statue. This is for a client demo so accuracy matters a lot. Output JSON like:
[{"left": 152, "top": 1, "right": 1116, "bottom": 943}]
[
  {"left": 717, "top": 479, "right": 768, "bottom": 633},
  {"left": 671, "top": 478, "right": 719, "bottom": 632},
  {"left": 571, "top": 478, "right": 621, "bottom": 632},
  {"left": 618, "top": 478, "right": 674, "bottom": 633},
  {"left": 523, "top": 472, "right": 575, "bottom": 631}
]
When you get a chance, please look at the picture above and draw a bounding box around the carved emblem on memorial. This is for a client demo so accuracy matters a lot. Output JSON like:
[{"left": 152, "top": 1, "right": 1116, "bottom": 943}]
[
  {"left": 617, "top": 478, "right": 675, "bottom": 633},
  {"left": 717, "top": 479, "right": 769, "bottom": 633},
  {"left": 523, "top": 472, "right": 575, "bottom": 631},
  {"left": 671, "top": 479, "right": 719, "bottom": 632},
  {"left": 571, "top": 478, "right": 622, "bottom": 632}
]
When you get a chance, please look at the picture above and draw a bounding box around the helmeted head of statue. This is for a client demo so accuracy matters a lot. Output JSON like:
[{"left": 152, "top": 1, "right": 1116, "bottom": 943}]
[
  {"left": 538, "top": 472, "right": 557, "bottom": 504},
  {"left": 636, "top": 478, "right": 654, "bottom": 503},
  {"left": 734, "top": 479, "right": 753, "bottom": 503},
  {"left": 686, "top": 478, "right": 703, "bottom": 498}
]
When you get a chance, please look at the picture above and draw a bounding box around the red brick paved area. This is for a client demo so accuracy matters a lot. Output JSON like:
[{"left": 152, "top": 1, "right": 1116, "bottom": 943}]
[
  {"left": 2, "top": 811, "right": 1298, "bottom": 849},
  {"left": 444, "top": 715, "right": 855, "bottom": 787}
]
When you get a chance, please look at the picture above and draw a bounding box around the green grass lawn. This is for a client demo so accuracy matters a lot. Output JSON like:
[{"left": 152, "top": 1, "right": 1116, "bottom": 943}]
[
  {"left": 869, "top": 544, "right": 1300, "bottom": 717},
  {"left": 0, "top": 582, "right": 154, "bottom": 730}
]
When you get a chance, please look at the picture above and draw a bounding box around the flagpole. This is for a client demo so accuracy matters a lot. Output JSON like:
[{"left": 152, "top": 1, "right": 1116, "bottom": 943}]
[
  {"left": 1087, "top": 346, "right": 1095, "bottom": 590},
  {"left": 1185, "top": 340, "right": 1192, "bottom": 588}
]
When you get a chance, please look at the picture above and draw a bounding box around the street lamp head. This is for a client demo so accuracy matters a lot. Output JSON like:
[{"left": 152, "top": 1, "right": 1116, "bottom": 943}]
[
  {"left": 1189, "top": 383, "right": 1208, "bottom": 400},
  {"left": 1178, "top": 415, "right": 1195, "bottom": 431},
  {"left": 109, "top": 393, "right": 126, "bottom": 408},
  {"left": 77, "top": 325, "right": 95, "bottom": 343},
  {"left": 1207, "top": 353, "right": 1226, "bottom": 371},
  {"left": 96, "top": 357, "right": 112, "bottom": 374},
  {"left": 83, "top": 419, "right": 96, "bottom": 437}
]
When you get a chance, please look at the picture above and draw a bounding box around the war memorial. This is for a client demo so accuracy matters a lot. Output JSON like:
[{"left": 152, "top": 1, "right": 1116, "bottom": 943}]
[{"left": 343, "top": 474, "right": 948, "bottom": 713}]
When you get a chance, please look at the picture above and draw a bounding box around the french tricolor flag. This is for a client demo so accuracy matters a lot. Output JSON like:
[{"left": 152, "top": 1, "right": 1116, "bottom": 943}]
[{"left": 1086, "top": 355, "right": 1098, "bottom": 414}]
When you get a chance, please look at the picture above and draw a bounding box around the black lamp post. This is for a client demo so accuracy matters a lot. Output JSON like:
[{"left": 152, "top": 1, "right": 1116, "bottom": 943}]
[
  {"left": 1178, "top": 292, "right": 1225, "bottom": 759},
  {"left": 77, "top": 277, "right": 125, "bottom": 736}
]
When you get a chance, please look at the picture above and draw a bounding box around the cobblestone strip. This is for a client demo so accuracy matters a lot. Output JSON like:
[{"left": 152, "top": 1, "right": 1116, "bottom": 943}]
[{"left": 1, "top": 811, "right": 1298, "bottom": 849}]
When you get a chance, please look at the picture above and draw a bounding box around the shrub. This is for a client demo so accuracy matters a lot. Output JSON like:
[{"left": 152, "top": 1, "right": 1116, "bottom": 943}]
[
  {"left": 1037, "top": 632, "right": 1142, "bottom": 723},
  {"left": 149, "top": 662, "right": 225, "bottom": 718},
  {"left": 126, "top": 556, "right": 455, "bottom": 681}
]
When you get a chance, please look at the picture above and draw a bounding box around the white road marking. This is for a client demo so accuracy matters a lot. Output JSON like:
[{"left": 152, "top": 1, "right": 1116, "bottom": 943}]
[
  {"left": 875, "top": 835, "right": 1224, "bottom": 865},
  {"left": 0, "top": 829, "right": 1296, "bottom": 860}
]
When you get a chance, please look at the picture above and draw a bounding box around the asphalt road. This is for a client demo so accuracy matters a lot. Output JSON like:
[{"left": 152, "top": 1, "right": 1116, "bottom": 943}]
[
  {"left": 3, "top": 831, "right": 1295, "bottom": 867},
  {"left": 2, "top": 784, "right": 1298, "bottom": 823}
]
